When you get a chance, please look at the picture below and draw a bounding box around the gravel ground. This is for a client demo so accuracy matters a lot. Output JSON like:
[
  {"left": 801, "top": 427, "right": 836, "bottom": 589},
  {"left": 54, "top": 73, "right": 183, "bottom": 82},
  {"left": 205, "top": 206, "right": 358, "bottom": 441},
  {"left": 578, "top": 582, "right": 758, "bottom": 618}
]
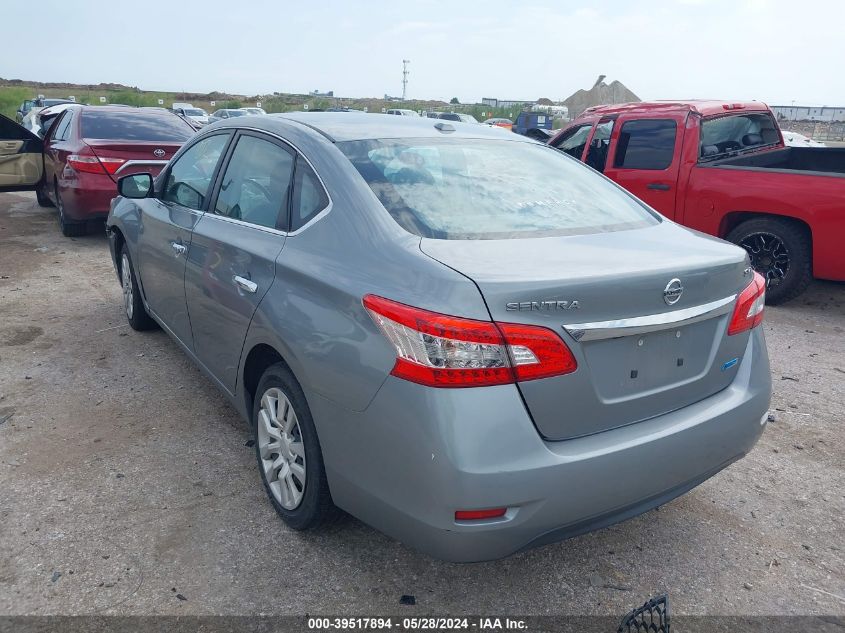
[{"left": 0, "top": 191, "right": 843, "bottom": 617}]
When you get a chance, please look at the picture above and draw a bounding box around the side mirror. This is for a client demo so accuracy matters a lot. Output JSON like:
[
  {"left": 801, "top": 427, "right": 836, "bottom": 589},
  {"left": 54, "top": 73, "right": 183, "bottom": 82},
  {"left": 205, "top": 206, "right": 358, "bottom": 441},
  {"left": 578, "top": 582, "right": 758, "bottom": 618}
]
[{"left": 118, "top": 173, "right": 153, "bottom": 199}]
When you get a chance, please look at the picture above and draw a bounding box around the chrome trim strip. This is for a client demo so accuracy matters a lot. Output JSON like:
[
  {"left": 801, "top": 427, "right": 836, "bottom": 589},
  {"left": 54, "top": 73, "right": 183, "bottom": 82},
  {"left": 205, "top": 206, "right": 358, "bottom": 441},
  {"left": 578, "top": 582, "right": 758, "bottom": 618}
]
[
  {"left": 114, "top": 159, "right": 168, "bottom": 175},
  {"left": 563, "top": 295, "right": 737, "bottom": 342}
]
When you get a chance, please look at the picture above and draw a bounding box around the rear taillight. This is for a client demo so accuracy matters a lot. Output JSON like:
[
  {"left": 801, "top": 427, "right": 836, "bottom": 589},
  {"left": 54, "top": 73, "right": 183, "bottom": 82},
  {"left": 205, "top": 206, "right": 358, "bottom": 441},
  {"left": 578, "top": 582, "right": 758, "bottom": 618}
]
[
  {"left": 728, "top": 272, "right": 766, "bottom": 335},
  {"left": 455, "top": 508, "right": 507, "bottom": 521},
  {"left": 363, "top": 295, "right": 577, "bottom": 388},
  {"left": 67, "top": 154, "right": 125, "bottom": 175}
]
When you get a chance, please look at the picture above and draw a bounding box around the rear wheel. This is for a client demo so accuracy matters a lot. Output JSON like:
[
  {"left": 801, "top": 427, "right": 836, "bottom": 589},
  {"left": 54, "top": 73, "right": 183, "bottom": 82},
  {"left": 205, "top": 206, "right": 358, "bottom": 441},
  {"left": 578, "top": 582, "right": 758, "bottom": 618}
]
[
  {"left": 36, "top": 183, "right": 53, "bottom": 208},
  {"left": 726, "top": 217, "right": 812, "bottom": 305},
  {"left": 253, "top": 363, "right": 338, "bottom": 530},
  {"left": 55, "top": 183, "right": 86, "bottom": 237},
  {"left": 120, "top": 247, "right": 156, "bottom": 331}
]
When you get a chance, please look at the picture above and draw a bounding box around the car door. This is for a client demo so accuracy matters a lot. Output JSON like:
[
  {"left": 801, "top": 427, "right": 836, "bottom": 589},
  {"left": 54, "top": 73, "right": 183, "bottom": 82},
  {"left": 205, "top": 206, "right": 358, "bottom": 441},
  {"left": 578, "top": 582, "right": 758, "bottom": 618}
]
[
  {"left": 43, "top": 110, "right": 74, "bottom": 194},
  {"left": 602, "top": 115, "right": 685, "bottom": 219},
  {"left": 184, "top": 131, "right": 296, "bottom": 392},
  {"left": 0, "top": 114, "right": 43, "bottom": 192},
  {"left": 137, "top": 132, "right": 232, "bottom": 347}
]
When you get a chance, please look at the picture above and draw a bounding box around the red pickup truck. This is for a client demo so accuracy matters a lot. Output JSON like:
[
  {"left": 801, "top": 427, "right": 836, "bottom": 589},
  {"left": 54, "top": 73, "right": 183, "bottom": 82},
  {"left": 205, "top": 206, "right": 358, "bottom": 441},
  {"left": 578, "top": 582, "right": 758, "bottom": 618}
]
[{"left": 550, "top": 101, "right": 845, "bottom": 303}]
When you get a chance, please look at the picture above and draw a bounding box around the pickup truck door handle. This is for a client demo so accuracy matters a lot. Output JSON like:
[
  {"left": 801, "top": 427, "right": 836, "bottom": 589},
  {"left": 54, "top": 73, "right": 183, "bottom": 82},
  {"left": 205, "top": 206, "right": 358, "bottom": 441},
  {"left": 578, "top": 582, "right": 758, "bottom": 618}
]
[
  {"left": 646, "top": 183, "right": 671, "bottom": 191},
  {"left": 233, "top": 275, "right": 258, "bottom": 294},
  {"left": 170, "top": 241, "right": 187, "bottom": 256}
]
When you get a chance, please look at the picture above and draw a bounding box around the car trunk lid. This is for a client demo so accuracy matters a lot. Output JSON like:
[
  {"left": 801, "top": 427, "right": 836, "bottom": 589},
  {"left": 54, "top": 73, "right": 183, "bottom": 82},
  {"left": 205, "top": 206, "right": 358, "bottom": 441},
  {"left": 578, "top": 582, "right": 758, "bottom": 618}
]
[
  {"left": 420, "top": 222, "right": 754, "bottom": 441},
  {"left": 84, "top": 139, "right": 179, "bottom": 182}
]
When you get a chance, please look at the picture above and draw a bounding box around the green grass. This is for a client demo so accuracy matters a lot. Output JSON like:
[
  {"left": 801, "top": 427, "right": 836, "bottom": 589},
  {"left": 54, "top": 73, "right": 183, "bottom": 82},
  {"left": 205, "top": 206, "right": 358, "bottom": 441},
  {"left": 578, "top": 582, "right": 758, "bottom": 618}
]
[{"left": 0, "top": 87, "right": 32, "bottom": 119}]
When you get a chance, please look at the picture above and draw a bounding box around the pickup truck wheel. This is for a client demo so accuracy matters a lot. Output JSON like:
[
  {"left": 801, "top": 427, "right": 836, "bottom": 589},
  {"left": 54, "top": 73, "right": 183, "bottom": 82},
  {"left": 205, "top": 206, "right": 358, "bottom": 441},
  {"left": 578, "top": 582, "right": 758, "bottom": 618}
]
[
  {"left": 120, "top": 247, "right": 156, "bottom": 331},
  {"left": 727, "top": 218, "right": 812, "bottom": 305},
  {"left": 253, "top": 363, "right": 339, "bottom": 531}
]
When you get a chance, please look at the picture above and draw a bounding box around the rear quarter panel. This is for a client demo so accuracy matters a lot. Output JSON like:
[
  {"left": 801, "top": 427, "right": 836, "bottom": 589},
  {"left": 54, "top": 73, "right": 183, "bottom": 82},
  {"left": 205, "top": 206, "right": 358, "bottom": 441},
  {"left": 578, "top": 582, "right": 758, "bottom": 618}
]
[{"left": 682, "top": 165, "right": 845, "bottom": 280}]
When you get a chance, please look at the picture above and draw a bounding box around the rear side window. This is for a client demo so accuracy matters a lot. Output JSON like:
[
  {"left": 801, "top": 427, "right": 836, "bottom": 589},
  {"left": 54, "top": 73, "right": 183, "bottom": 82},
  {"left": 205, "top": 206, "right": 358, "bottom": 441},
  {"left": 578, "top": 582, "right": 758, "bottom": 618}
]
[
  {"left": 53, "top": 112, "right": 73, "bottom": 141},
  {"left": 162, "top": 134, "right": 230, "bottom": 210},
  {"left": 290, "top": 157, "right": 329, "bottom": 232},
  {"left": 213, "top": 135, "right": 294, "bottom": 230},
  {"left": 613, "top": 119, "right": 676, "bottom": 170},
  {"left": 554, "top": 124, "right": 593, "bottom": 159},
  {"left": 81, "top": 111, "right": 194, "bottom": 142}
]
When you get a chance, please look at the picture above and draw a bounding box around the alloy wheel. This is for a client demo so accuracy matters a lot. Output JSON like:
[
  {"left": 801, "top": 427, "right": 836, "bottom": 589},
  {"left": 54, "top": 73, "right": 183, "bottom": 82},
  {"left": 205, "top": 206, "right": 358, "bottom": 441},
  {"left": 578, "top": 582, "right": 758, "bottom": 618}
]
[
  {"left": 121, "top": 253, "right": 134, "bottom": 320},
  {"left": 257, "top": 387, "right": 307, "bottom": 510},
  {"left": 739, "top": 231, "right": 789, "bottom": 288}
]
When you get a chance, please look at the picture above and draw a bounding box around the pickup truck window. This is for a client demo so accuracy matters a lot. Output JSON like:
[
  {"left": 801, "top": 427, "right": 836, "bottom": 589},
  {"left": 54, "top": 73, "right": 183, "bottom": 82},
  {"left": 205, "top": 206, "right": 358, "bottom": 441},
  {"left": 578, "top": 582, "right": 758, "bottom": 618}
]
[
  {"left": 699, "top": 113, "right": 780, "bottom": 160},
  {"left": 554, "top": 124, "right": 593, "bottom": 159},
  {"left": 613, "top": 119, "right": 676, "bottom": 170},
  {"left": 585, "top": 120, "right": 614, "bottom": 172}
]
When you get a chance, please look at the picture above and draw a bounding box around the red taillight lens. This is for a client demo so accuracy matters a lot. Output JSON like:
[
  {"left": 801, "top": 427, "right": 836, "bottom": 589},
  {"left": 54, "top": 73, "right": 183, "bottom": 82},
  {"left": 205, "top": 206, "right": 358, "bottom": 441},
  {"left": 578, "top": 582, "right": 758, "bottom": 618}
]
[
  {"left": 97, "top": 157, "right": 127, "bottom": 175},
  {"left": 67, "top": 155, "right": 106, "bottom": 174},
  {"left": 363, "top": 294, "right": 577, "bottom": 388},
  {"left": 728, "top": 272, "right": 766, "bottom": 335},
  {"left": 67, "top": 154, "right": 125, "bottom": 175},
  {"left": 455, "top": 508, "right": 507, "bottom": 521}
]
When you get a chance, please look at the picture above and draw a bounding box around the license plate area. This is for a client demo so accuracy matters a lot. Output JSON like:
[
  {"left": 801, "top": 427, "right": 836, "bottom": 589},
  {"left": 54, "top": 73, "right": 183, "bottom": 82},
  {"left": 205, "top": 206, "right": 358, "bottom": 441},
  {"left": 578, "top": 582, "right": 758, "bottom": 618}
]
[{"left": 583, "top": 318, "right": 718, "bottom": 401}]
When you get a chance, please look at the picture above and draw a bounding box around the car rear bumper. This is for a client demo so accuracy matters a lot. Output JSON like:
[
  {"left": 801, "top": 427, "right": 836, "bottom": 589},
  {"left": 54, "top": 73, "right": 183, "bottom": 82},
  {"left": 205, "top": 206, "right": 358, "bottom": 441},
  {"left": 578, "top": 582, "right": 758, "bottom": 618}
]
[
  {"left": 310, "top": 328, "right": 771, "bottom": 562},
  {"left": 59, "top": 173, "right": 116, "bottom": 221}
]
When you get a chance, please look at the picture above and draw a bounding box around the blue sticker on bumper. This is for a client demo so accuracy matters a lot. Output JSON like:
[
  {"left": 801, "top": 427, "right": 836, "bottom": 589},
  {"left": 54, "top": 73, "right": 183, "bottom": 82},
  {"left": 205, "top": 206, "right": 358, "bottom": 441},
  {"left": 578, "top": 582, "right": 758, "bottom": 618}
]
[{"left": 721, "top": 357, "right": 739, "bottom": 371}]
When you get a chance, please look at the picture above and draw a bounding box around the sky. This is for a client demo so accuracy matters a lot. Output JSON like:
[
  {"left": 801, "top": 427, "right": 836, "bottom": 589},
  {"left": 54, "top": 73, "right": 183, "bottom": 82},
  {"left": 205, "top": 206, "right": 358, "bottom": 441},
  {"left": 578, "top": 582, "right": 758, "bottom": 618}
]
[{"left": 2, "top": 0, "right": 844, "bottom": 106}]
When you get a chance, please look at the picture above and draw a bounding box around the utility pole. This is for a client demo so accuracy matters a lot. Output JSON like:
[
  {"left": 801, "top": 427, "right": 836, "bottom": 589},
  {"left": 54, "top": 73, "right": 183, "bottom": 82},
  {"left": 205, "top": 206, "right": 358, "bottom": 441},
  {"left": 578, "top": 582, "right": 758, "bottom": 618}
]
[{"left": 402, "top": 59, "right": 410, "bottom": 101}]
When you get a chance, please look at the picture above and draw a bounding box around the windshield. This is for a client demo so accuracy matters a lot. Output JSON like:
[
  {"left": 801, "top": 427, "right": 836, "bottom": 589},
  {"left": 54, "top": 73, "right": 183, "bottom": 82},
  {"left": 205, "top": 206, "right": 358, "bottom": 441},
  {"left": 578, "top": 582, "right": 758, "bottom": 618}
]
[
  {"left": 339, "top": 138, "right": 658, "bottom": 240},
  {"left": 699, "top": 112, "right": 780, "bottom": 160},
  {"left": 185, "top": 109, "right": 206, "bottom": 116},
  {"left": 228, "top": 110, "right": 247, "bottom": 117}
]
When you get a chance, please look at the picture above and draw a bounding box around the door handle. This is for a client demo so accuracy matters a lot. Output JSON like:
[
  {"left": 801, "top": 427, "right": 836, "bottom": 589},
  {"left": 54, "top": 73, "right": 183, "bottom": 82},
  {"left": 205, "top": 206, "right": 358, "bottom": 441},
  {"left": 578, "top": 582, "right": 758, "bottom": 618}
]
[
  {"left": 170, "top": 241, "right": 187, "bottom": 256},
  {"left": 646, "top": 183, "right": 671, "bottom": 191},
  {"left": 233, "top": 275, "right": 258, "bottom": 294}
]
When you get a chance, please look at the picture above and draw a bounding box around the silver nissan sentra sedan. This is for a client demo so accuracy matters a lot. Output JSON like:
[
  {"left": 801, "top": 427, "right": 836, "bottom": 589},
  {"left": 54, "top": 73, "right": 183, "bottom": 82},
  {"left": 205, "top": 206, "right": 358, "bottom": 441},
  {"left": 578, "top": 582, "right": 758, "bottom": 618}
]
[{"left": 106, "top": 113, "right": 772, "bottom": 562}]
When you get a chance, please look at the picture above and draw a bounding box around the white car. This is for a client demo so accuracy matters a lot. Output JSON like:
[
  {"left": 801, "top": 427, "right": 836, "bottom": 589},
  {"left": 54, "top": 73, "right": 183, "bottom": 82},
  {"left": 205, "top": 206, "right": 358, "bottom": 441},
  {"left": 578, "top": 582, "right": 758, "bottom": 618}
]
[
  {"left": 386, "top": 108, "right": 420, "bottom": 117},
  {"left": 781, "top": 130, "right": 825, "bottom": 147},
  {"left": 23, "top": 102, "right": 77, "bottom": 137},
  {"left": 174, "top": 106, "right": 210, "bottom": 127}
]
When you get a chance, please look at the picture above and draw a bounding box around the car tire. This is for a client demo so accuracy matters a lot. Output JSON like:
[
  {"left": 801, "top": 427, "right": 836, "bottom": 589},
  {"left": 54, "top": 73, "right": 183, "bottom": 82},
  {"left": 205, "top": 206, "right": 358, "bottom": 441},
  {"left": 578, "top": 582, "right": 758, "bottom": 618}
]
[
  {"left": 726, "top": 217, "right": 812, "bottom": 305},
  {"left": 119, "top": 247, "right": 156, "bottom": 331},
  {"left": 253, "top": 363, "right": 338, "bottom": 531},
  {"left": 55, "top": 184, "right": 86, "bottom": 237},
  {"left": 36, "top": 184, "right": 54, "bottom": 208}
]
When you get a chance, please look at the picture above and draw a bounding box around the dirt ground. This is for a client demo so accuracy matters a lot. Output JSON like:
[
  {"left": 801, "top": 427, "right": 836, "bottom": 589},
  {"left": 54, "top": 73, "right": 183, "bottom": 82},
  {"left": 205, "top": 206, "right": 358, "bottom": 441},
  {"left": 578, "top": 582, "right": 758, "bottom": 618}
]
[{"left": 0, "top": 191, "right": 843, "bottom": 617}]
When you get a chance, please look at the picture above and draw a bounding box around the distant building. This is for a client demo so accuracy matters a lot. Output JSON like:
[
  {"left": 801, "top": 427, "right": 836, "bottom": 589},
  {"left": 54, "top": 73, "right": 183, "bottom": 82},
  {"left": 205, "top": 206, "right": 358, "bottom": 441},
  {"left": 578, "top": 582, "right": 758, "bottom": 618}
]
[
  {"left": 771, "top": 105, "right": 845, "bottom": 122},
  {"left": 481, "top": 97, "right": 534, "bottom": 109},
  {"left": 310, "top": 89, "right": 334, "bottom": 97}
]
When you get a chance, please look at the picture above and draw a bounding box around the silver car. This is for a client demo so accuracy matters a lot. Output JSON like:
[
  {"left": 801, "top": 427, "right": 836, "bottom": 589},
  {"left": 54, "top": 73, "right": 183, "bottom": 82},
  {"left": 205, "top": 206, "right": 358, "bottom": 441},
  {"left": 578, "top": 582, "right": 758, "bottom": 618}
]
[{"left": 106, "top": 113, "right": 772, "bottom": 562}]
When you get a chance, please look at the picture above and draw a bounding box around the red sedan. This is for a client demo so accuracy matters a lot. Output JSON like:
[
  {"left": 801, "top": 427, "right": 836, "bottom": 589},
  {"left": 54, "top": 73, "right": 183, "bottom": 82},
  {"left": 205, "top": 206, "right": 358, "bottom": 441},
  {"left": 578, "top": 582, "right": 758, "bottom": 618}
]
[{"left": 0, "top": 106, "right": 195, "bottom": 235}]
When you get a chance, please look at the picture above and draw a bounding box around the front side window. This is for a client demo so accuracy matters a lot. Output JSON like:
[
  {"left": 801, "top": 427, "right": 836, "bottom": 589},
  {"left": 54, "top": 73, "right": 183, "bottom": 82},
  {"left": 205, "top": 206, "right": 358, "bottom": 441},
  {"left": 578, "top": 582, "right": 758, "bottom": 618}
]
[
  {"left": 553, "top": 124, "right": 593, "bottom": 159},
  {"left": 213, "top": 135, "right": 294, "bottom": 229},
  {"left": 340, "top": 138, "right": 658, "bottom": 240},
  {"left": 584, "top": 119, "right": 614, "bottom": 172},
  {"left": 162, "top": 133, "right": 230, "bottom": 210},
  {"left": 613, "top": 119, "right": 677, "bottom": 170}
]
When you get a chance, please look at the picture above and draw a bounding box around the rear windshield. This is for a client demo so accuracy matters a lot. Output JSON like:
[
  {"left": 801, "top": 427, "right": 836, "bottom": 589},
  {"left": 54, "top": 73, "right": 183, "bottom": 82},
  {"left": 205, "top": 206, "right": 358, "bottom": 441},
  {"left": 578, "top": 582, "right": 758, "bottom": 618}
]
[
  {"left": 81, "top": 111, "right": 194, "bottom": 141},
  {"left": 699, "top": 112, "right": 780, "bottom": 160},
  {"left": 339, "top": 138, "right": 659, "bottom": 240},
  {"left": 184, "top": 108, "right": 206, "bottom": 116}
]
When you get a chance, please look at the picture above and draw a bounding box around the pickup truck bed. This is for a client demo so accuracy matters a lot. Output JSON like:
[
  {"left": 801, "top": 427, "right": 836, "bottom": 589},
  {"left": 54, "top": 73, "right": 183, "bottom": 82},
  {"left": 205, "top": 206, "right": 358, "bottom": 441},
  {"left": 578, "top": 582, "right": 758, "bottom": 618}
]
[{"left": 713, "top": 146, "right": 845, "bottom": 175}]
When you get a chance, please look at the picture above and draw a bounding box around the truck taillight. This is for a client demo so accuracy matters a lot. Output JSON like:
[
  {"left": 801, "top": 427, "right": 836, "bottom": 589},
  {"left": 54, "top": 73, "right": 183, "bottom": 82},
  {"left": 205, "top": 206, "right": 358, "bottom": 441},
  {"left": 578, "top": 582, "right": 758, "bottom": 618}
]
[
  {"left": 363, "top": 295, "right": 577, "bottom": 388},
  {"left": 728, "top": 272, "right": 766, "bottom": 335}
]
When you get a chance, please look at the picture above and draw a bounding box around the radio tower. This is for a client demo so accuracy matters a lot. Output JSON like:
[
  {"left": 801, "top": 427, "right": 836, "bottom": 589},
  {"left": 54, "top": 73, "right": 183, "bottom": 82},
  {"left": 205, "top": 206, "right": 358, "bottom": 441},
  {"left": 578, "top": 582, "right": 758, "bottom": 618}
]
[{"left": 402, "top": 59, "right": 410, "bottom": 100}]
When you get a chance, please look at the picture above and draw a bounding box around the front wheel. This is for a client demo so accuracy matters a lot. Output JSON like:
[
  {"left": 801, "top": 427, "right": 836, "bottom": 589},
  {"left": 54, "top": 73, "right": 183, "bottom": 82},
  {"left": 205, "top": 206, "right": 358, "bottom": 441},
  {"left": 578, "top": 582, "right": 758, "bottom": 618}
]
[
  {"left": 726, "top": 217, "right": 812, "bottom": 305},
  {"left": 253, "top": 363, "right": 338, "bottom": 530}
]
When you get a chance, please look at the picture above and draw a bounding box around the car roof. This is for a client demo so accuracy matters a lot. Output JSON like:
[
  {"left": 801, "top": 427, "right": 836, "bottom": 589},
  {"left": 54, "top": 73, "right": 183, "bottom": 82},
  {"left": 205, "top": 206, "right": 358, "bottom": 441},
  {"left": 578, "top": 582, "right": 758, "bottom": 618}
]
[
  {"left": 265, "top": 112, "right": 529, "bottom": 142},
  {"left": 581, "top": 100, "right": 771, "bottom": 118}
]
